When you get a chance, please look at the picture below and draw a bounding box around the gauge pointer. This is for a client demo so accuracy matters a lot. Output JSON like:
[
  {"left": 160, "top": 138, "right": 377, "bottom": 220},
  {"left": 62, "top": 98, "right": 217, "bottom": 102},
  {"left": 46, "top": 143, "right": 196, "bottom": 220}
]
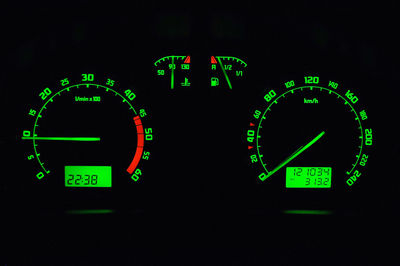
[
  {"left": 265, "top": 131, "right": 325, "bottom": 179},
  {"left": 217, "top": 57, "right": 233, "bottom": 90},
  {"left": 21, "top": 137, "right": 100, "bottom": 141},
  {"left": 171, "top": 56, "right": 175, "bottom": 89}
]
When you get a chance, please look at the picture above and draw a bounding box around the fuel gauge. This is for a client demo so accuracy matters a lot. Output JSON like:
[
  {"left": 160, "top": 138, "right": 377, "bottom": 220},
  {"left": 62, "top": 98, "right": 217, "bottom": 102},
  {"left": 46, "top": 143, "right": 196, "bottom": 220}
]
[{"left": 210, "top": 56, "right": 247, "bottom": 89}]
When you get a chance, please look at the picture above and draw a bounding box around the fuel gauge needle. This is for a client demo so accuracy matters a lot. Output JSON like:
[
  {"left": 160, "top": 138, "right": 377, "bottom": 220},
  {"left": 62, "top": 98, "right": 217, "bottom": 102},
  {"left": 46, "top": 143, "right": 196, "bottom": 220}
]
[
  {"left": 265, "top": 131, "right": 325, "bottom": 179},
  {"left": 217, "top": 57, "right": 233, "bottom": 90},
  {"left": 21, "top": 137, "right": 100, "bottom": 141}
]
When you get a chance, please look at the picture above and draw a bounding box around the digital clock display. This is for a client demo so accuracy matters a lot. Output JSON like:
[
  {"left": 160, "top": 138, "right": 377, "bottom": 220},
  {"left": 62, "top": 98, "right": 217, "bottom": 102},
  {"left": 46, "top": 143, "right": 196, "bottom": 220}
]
[
  {"left": 65, "top": 166, "right": 112, "bottom": 187},
  {"left": 286, "top": 167, "right": 331, "bottom": 188}
]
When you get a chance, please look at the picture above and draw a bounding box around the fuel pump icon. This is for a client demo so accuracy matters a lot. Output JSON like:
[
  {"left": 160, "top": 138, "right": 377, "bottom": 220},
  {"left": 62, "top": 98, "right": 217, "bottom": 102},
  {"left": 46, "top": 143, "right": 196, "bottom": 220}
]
[{"left": 211, "top": 77, "right": 219, "bottom": 87}]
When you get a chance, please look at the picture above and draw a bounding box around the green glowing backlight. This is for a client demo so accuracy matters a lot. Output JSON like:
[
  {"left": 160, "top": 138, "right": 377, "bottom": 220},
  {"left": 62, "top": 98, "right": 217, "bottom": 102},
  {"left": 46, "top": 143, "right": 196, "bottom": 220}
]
[
  {"left": 65, "top": 166, "right": 112, "bottom": 187},
  {"left": 283, "top": 209, "right": 333, "bottom": 215},
  {"left": 286, "top": 167, "right": 331, "bottom": 188}
]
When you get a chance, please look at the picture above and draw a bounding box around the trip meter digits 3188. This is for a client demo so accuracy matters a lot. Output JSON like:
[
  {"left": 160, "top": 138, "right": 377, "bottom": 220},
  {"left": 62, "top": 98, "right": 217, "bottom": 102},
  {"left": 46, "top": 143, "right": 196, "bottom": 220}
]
[
  {"left": 246, "top": 76, "right": 373, "bottom": 190},
  {"left": 21, "top": 74, "right": 153, "bottom": 189}
]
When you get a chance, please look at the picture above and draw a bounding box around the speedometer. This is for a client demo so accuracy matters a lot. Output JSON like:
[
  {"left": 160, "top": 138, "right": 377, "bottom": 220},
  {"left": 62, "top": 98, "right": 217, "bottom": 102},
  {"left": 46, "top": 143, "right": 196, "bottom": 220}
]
[{"left": 246, "top": 75, "right": 374, "bottom": 190}]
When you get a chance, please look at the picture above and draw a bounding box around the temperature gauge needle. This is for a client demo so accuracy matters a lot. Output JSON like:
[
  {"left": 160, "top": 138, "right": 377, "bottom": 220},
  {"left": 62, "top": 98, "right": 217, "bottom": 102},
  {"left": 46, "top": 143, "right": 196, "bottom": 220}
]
[
  {"left": 171, "top": 56, "right": 175, "bottom": 89},
  {"left": 265, "top": 131, "right": 325, "bottom": 179},
  {"left": 21, "top": 137, "right": 101, "bottom": 141}
]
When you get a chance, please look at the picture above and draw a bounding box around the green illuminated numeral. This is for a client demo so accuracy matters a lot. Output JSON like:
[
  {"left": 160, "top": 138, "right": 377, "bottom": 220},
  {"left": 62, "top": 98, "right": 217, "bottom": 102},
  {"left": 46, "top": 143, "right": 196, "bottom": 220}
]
[
  {"left": 181, "top": 64, "right": 190, "bottom": 70},
  {"left": 345, "top": 90, "right": 359, "bottom": 104},
  {"left": 83, "top": 175, "right": 90, "bottom": 185},
  {"left": 304, "top": 76, "right": 319, "bottom": 84},
  {"left": 365, "top": 129, "right": 373, "bottom": 146},
  {"left": 142, "top": 151, "right": 150, "bottom": 160},
  {"left": 36, "top": 172, "right": 44, "bottom": 180},
  {"left": 106, "top": 79, "right": 115, "bottom": 87},
  {"left": 75, "top": 174, "right": 82, "bottom": 185},
  {"left": 264, "top": 90, "right": 276, "bottom": 102},
  {"left": 67, "top": 174, "right": 98, "bottom": 185},
  {"left": 247, "top": 130, "right": 255, "bottom": 142},
  {"left": 28, "top": 109, "right": 37, "bottom": 116},
  {"left": 27, "top": 155, "right": 34, "bottom": 160},
  {"left": 39, "top": 88, "right": 52, "bottom": 100},
  {"left": 259, "top": 173, "right": 268, "bottom": 181},
  {"left": 293, "top": 167, "right": 303, "bottom": 176},
  {"left": 145, "top": 128, "right": 153, "bottom": 140},
  {"left": 82, "top": 74, "right": 94, "bottom": 81},
  {"left": 91, "top": 175, "right": 98, "bottom": 185},
  {"left": 285, "top": 80, "right": 295, "bottom": 88},
  {"left": 66, "top": 175, "right": 73, "bottom": 185},
  {"left": 139, "top": 109, "right": 147, "bottom": 118},
  {"left": 157, "top": 70, "right": 165, "bottom": 75},
  {"left": 253, "top": 110, "right": 261, "bottom": 119},
  {"left": 60, "top": 78, "right": 69, "bottom": 86},
  {"left": 328, "top": 81, "right": 338, "bottom": 89},
  {"left": 305, "top": 177, "right": 328, "bottom": 186},
  {"left": 250, "top": 154, "right": 258, "bottom": 163},
  {"left": 124, "top": 90, "right": 136, "bottom": 101},
  {"left": 347, "top": 170, "right": 361, "bottom": 186},
  {"left": 359, "top": 154, "right": 369, "bottom": 166},
  {"left": 360, "top": 110, "right": 368, "bottom": 120},
  {"left": 131, "top": 169, "right": 142, "bottom": 182},
  {"left": 224, "top": 65, "right": 232, "bottom": 70},
  {"left": 23, "top": 130, "right": 31, "bottom": 137},
  {"left": 168, "top": 64, "right": 176, "bottom": 70}
]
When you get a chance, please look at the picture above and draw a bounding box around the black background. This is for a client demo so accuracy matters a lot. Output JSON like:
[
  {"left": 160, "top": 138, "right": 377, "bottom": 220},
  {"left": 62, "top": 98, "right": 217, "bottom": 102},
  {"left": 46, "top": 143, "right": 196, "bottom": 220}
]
[{"left": 1, "top": 1, "right": 399, "bottom": 265}]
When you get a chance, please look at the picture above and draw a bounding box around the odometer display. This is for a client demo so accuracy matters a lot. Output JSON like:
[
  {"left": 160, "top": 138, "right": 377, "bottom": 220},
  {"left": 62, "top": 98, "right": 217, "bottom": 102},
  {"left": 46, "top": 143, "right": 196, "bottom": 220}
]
[{"left": 286, "top": 167, "right": 331, "bottom": 188}]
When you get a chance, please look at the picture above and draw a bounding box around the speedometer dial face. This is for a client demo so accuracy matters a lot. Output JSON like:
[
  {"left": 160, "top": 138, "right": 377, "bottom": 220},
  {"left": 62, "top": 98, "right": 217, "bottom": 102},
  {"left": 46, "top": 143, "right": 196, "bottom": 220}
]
[
  {"left": 246, "top": 76, "right": 373, "bottom": 190},
  {"left": 21, "top": 74, "right": 153, "bottom": 190}
]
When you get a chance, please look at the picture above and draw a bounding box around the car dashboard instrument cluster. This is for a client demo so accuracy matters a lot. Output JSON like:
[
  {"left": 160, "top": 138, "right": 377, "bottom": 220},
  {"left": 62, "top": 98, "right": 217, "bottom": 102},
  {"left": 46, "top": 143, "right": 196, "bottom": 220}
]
[{"left": 1, "top": 2, "right": 398, "bottom": 265}]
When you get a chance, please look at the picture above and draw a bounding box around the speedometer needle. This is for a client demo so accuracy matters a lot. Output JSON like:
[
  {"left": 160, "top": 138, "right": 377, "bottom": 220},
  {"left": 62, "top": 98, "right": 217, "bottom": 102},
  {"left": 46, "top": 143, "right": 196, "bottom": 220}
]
[
  {"left": 265, "top": 131, "right": 325, "bottom": 179},
  {"left": 21, "top": 137, "right": 101, "bottom": 141}
]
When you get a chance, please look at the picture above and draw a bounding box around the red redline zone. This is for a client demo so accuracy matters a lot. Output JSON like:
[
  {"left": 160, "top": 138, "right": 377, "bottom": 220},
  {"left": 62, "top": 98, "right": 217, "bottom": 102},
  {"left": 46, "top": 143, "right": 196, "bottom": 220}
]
[
  {"left": 126, "top": 116, "right": 144, "bottom": 174},
  {"left": 183, "top": 55, "right": 191, "bottom": 64}
]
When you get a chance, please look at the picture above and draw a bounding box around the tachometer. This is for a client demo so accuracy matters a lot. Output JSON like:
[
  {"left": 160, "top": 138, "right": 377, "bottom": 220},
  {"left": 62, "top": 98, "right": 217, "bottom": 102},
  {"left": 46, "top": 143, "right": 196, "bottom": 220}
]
[{"left": 21, "top": 73, "right": 153, "bottom": 189}]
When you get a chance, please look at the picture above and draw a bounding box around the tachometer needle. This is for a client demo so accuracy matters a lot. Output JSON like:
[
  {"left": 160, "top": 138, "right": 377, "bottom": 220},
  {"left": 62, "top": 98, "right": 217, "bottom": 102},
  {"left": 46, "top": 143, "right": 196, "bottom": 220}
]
[
  {"left": 265, "top": 131, "right": 325, "bottom": 179},
  {"left": 21, "top": 137, "right": 101, "bottom": 141}
]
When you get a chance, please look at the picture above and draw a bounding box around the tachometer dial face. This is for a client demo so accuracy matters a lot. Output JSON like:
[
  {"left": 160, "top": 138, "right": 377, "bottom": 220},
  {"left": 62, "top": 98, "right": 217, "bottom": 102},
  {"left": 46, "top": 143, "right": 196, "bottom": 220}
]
[
  {"left": 21, "top": 74, "right": 153, "bottom": 190},
  {"left": 246, "top": 76, "right": 373, "bottom": 191}
]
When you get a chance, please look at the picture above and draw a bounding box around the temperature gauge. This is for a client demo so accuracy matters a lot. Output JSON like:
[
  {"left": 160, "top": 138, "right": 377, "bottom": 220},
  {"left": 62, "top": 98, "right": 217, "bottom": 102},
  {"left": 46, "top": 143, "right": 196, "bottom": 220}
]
[{"left": 154, "top": 55, "right": 191, "bottom": 89}]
